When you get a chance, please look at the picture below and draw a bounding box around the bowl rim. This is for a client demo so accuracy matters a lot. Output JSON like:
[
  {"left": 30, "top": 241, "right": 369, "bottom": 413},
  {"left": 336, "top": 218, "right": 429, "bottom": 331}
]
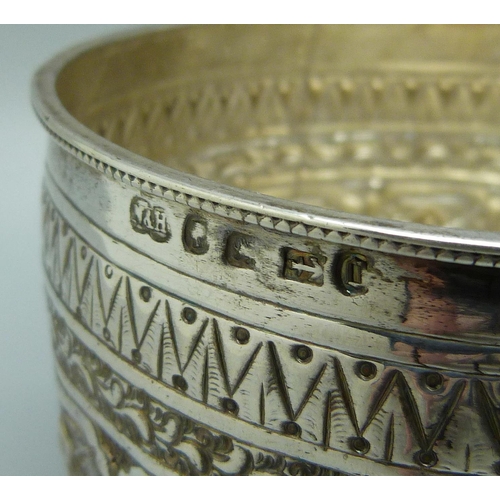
[{"left": 31, "top": 25, "right": 500, "bottom": 265}]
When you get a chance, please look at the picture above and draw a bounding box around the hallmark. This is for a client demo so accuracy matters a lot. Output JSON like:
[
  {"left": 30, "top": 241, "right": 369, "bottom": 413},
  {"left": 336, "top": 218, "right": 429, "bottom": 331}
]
[
  {"left": 130, "top": 196, "right": 171, "bottom": 242},
  {"left": 128, "top": 198, "right": 373, "bottom": 294},
  {"left": 337, "top": 252, "right": 369, "bottom": 296},
  {"left": 225, "top": 232, "right": 256, "bottom": 270},
  {"left": 283, "top": 248, "right": 326, "bottom": 286},
  {"left": 183, "top": 214, "right": 209, "bottom": 254}
]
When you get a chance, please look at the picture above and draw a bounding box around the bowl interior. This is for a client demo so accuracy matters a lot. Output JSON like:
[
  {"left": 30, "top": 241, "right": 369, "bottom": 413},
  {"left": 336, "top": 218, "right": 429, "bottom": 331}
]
[{"left": 56, "top": 25, "right": 500, "bottom": 231}]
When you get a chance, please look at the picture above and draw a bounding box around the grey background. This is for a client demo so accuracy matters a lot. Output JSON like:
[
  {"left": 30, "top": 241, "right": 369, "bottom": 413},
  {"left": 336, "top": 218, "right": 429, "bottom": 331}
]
[{"left": 0, "top": 25, "right": 140, "bottom": 475}]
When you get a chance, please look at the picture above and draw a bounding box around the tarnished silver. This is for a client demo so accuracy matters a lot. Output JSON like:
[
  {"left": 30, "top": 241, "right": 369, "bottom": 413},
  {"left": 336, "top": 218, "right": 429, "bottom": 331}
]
[{"left": 33, "top": 25, "right": 500, "bottom": 475}]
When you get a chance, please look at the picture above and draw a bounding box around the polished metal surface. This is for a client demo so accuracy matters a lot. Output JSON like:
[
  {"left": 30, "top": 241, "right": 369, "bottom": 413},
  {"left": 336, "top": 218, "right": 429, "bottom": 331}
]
[{"left": 33, "top": 25, "right": 500, "bottom": 475}]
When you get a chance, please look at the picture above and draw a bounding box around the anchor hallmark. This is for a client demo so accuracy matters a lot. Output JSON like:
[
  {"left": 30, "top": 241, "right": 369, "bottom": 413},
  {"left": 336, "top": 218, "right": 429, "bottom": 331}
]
[{"left": 283, "top": 248, "right": 327, "bottom": 286}]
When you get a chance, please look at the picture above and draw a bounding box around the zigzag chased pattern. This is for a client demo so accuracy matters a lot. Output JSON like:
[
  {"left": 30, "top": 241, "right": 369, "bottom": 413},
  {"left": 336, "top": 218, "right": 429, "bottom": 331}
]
[
  {"left": 55, "top": 319, "right": 344, "bottom": 476},
  {"left": 91, "top": 75, "right": 500, "bottom": 144},
  {"left": 43, "top": 188, "right": 500, "bottom": 475}
]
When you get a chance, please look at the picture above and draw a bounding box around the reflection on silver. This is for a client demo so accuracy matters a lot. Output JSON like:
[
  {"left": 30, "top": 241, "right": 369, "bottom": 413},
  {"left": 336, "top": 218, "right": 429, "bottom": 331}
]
[{"left": 34, "top": 25, "right": 500, "bottom": 475}]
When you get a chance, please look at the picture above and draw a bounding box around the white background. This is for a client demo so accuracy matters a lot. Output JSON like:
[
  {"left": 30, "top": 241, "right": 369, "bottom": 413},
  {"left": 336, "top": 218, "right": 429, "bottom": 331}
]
[{"left": 0, "top": 25, "right": 141, "bottom": 475}]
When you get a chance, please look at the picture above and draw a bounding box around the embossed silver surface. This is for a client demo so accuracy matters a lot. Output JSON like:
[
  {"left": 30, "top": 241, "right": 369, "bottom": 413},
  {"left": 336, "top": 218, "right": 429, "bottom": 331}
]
[{"left": 33, "top": 25, "right": 500, "bottom": 475}]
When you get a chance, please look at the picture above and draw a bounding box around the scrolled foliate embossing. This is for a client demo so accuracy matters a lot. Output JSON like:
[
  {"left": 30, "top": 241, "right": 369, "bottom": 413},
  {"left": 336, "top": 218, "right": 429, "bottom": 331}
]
[
  {"left": 43, "top": 189, "right": 500, "bottom": 474},
  {"left": 36, "top": 26, "right": 500, "bottom": 477},
  {"left": 60, "top": 410, "right": 148, "bottom": 476},
  {"left": 53, "top": 310, "right": 345, "bottom": 476}
]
